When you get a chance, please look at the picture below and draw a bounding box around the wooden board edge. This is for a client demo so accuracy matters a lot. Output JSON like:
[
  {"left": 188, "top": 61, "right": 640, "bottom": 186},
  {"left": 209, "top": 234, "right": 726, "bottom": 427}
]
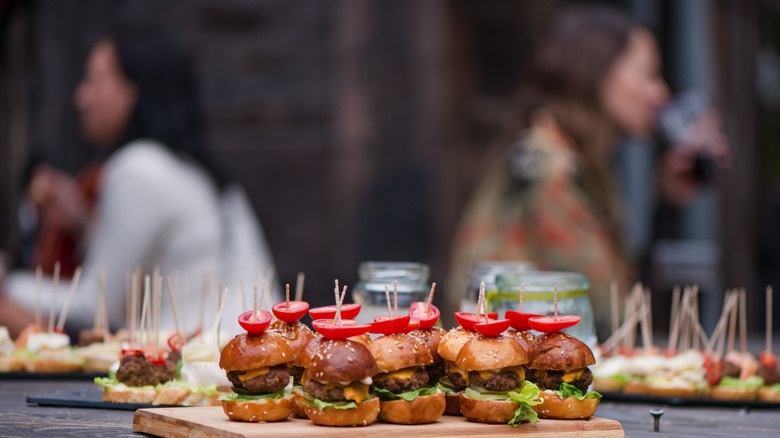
[
  {"left": 134, "top": 408, "right": 243, "bottom": 438},
  {"left": 133, "top": 407, "right": 624, "bottom": 438}
]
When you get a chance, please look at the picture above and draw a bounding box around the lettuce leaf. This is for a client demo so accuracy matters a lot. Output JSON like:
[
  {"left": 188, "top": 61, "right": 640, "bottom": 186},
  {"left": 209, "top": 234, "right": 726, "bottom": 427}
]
[
  {"left": 507, "top": 381, "right": 542, "bottom": 426},
  {"left": 93, "top": 376, "right": 156, "bottom": 391},
  {"left": 161, "top": 380, "right": 220, "bottom": 396},
  {"left": 556, "top": 382, "right": 602, "bottom": 401},
  {"left": 302, "top": 393, "right": 378, "bottom": 410},
  {"left": 438, "top": 377, "right": 456, "bottom": 394},
  {"left": 373, "top": 385, "right": 440, "bottom": 402},
  {"left": 218, "top": 378, "right": 292, "bottom": 402},
  {"left": 719, "top": 376, "right": 765, "bottom": 389},
  {"left": 463, "top": 381, "right": 541, "bottom": 427},
  {"left": 772, "top": 383, "right": 780, "bottom": 391}
]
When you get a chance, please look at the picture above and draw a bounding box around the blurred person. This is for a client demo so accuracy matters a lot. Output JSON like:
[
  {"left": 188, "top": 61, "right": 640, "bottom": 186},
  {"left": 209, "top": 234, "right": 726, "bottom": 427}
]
[
  {"left": 0, "top": 22, "right": 278, "bottom": 338},
  {"left": 448, "top": 5, "right": 728, "bottom": 339}
]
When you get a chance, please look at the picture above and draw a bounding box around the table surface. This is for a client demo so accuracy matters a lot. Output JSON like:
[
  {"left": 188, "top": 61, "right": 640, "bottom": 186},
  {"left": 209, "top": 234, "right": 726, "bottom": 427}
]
[{"left": 1, "top": 379, "right": 779, "bottom": 438}]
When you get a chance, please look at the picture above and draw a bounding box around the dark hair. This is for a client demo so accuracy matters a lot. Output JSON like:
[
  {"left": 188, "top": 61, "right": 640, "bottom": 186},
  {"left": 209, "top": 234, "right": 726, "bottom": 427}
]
[
  {"left": 108, "top": 22, "right": 226, "bottom": 189},
  {"left": 511, "top": 5, "right": 646, "bottom": 251}
]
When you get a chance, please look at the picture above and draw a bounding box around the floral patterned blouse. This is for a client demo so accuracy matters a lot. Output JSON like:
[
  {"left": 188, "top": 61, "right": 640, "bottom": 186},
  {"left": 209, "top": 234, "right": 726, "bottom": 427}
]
[{"left": 448, "top": 120, "right": 634, "bottom": 339}]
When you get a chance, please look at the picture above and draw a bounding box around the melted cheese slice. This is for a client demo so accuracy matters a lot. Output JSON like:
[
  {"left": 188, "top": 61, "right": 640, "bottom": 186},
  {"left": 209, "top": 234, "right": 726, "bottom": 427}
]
[
  {"left": 375, "top": 366, "right": 418, "bottom": 382},
  {"left": 562, "top": 368, "right": 585, "bottom": 383},
  {"left": 238, "top": 366, "right": 270, "bottom": 382},
  {"left": 448, "top": 363, "right": 470, "bottom": 386},
  {"left": 322, "top": 382, "right": 370, "bottom": 403},
  {"left": 476, "top": 366, "right": 526, "bottom": 382}
]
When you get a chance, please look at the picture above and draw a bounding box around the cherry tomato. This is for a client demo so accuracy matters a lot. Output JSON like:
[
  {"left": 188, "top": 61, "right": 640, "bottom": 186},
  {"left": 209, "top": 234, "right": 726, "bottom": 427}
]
[
  {"left": 505, "top": 311, "right": 543, "bottom": 331},
  {"left": 527, "top": 315, "right": 581, "bottom": 333},
  {"left": 312, "top": 319, "right": 372, "bottom": 339},
  {"left": 370, "top": 315, "right": 410, "bottom": 335},
  {"left": 474, "top": 319, "right": 511, "bottom": 337},
  {"left": 121, "top": 348, "right": 144, "bottom": 357},
  {"left": 408, "top": 302, "right": 441, "bottom": 328},
  {"left": 703, "top": 355, "right": 722, "bottom": 385},
  {"left": 309, "top": 303, "right": 361, "bottom": 321},
  {"left": 238, "top": 310, "right": 272, "bottom": 334},
  {"left": 664, "top": 347, "right": 677, "bottom": 358},
  {"left": 272, "top": 301, "right": 310, "bottom": 322},
  {"left": 402, "top": 319, "right": 421, "bottom": 333},
  {"left": 454, "top": 312, "right": 499, "bottom": 331},
  {"left": 167, "top": 333, "right": 185, "bottom": 352},
  {"left": 760, "top": 351, "right": 778, "bottom": 369}
]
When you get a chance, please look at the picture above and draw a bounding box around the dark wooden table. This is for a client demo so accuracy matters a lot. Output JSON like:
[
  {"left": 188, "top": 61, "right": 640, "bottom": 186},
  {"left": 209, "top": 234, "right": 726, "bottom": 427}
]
[{"left": 1, "top": 379, "right": 779, "bottom": 437}]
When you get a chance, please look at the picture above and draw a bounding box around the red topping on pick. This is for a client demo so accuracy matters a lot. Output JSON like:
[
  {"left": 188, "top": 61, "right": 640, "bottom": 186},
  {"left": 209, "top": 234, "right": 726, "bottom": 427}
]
[
  {"left": 527, "top": 315, "right": 581, "bottom": 333},
  {"left": 505, "top": 311, "right": 543, "bottom": 332},
  {"left": 760, "top": 351, "right": 778, "bottom": 369},
  {"left": 409, "top": 302, "right": 440, "bottom": 329},
  {"left": 272, "top": 301, "right": 310, "bottom": 322},
  {"left": 238, "top": 310, "right": 272, "bottom": 334},
  {"left": 312, "top": 319, "right": 372, "bottom": 339},
  {"left": 474, "top": 319, "right": 511, "bottom": 337},
  {"left": 703, "top": 354, "right": 723, "bottom": 385},
  {"left": 370, "top": 315, "right": 410, "bottom": 335},
  {"left": 121, "top": 348, "right": 144, "bottom": 357},
  {"left": 167, "top": 333, "right": 185, "bottom": 352},
  {"left": 309, "top": 303, "right": 361, "bottom": 321},
  {"left": 402, "top": 319, "right": 421, "bottom": 333},
  {"left": 454, "top": 311, "right": 499, "bottom": 331}
]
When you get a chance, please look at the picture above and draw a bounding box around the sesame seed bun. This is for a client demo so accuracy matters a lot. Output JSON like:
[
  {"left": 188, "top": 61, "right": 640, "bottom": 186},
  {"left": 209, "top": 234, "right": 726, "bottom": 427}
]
[
  {"left": 409, "top": 327, "right": 446, "bottom": 365},
  {"left": 456, "top": 335, "right": 528, "bottom": 371},
  {"left": 308, "top": 339, "right": 378, "bottom": 383},
  {"left": 527, "top": 332, "right": 595, "bottom": 371},
  {"left": 458, "top": 392, "right": 519, "bottom": 424},
  {"left": 222, "top": 394, "right": 294, "bottom": 422},
  {"left": 437, "top": 327, "right": 478, "bottom": 362},
  {"left": 303, "top": 396, "right": 380, "bottom": 426},
  {"left": 368, "top": 334, "right": 432, "bottom": 373},
  {"left": 219, "top": 332, "right": 293, "bottom": 372},
  {"left": 532, "top": 390, "right": 598, "bottom": 419},
  {"left": 378, "top": 391, "right": 446, "bottom": 424}
]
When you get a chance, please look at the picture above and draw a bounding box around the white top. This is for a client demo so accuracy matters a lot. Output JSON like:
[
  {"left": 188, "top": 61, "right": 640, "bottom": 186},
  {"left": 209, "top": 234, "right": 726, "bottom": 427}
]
[{"left": 4, "top": 139, "right": 279, "bottom": 335}]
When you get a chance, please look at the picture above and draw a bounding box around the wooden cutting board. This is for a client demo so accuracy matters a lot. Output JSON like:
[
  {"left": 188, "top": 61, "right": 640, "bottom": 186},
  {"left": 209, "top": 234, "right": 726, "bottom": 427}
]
[{"left": 133, "top": 406, "right": 624, "bottom": 438}]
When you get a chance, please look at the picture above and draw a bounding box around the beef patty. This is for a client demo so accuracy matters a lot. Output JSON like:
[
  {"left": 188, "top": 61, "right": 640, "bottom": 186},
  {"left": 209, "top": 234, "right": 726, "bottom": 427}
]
[{"left": 227, "top": 364, "right": 290, "bottom": 394}]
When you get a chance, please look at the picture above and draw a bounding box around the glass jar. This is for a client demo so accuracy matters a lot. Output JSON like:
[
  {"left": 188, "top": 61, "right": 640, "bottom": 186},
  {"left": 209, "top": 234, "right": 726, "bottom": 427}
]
[
  {"left": 352, "top": 262, "right": 431, "bottom": 324},
  {"left": 461, "top": 261, "right": 537, "bottom": 314},
  {"left": 494, "top": 271, "right": 596, "bottom": 349}
]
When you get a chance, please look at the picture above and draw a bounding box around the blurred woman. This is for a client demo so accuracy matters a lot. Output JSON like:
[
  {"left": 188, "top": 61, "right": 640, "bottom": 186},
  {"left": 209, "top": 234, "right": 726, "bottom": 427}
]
[
  {"left": 448, "top": 6, "right": 727, "bottom": 339},
  {"left": 0, "top": 22, "right": 277, "bottom": 337}
]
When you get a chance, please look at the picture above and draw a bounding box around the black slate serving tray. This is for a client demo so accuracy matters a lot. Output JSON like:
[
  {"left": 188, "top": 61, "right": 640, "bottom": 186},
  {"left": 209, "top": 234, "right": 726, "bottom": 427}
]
[
  {"left": 600, "top": 391, "right": 780, "bottom": 409},
  {"left": 26, "top": 385, "right": 171, "bottom": 410}
]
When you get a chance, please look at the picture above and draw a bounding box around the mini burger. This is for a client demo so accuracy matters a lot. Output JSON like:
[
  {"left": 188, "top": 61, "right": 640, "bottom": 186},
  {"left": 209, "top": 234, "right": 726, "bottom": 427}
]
[
  {"left": 408, "top": 326, "right": 447, "bottom": 383},
  {"left": 218, "top": 331, "right": 294, "bottom": 422},
  {"left": 291, "top": 335, "right": 324, "bottom": 418},
  {"left": 456, "top": 335, "right": 541, "bottom": 425},
  {"left": 437, "top": 327, "right": 478, "bottom": 415},
  {"left": 526, "top": 332, "right": 600, "bottom": 420},
  {"left": 269, "top": 318, "right": 316, "bottom": 384},
  {"left": 711, "top": 351, "right": 762, "bottom": 401},
  {"left": 368, "top": 334, "right": 445, "bottom": 424},
  {"left": 302, "top": 339, "right": 380, "bottom": 427}
]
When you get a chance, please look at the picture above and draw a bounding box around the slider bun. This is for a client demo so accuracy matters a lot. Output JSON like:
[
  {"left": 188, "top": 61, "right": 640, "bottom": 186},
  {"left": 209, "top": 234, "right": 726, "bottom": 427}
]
[
  {"left": 444, "top": 391, "right": 462, "bottom": 416},
  {"left": 378, "top": 392, "right": 445, "bottom": 424},
  {"left": 437, "top": 328, "right": 478, "bottom": 362},
  {"left": 303, "top": 397, "right": 380, "bottom": 426},
  {"left": 219, "top": 332, "right": 293, "bottom": 372},
  {"left": 368, "top": 334, "right": 432, "bottom": 373},
  {"left": 222, "top": 395, "right": 293, "bottom": 422},
  {"left": 710, "top": 385, "right": 757, "bottom": 401},
  {"left": 458, "top": 392, "right": 518, "bottom": 423},
  {"left": 532, "top": 391, "right": 598, "bottom": 419},
  {"left": 456, "top": 335, "right": 528, "bottom": 371},
  {"left": 409, "top": 327, "right": 446, "bottom": 365},
  {"left": 102, "top": 386, "right": 156, "bottom": 404},
  {"left": 307, "top": 339, "right": 378, "bottom": 383},
  {"left": 527, "top": 332, "right": 595, "bottom": 371}
]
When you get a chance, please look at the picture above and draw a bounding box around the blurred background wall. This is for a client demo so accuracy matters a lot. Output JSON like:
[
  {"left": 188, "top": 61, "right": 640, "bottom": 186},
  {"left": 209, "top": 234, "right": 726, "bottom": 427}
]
[{"left": 1, "top": 0, "right": 778, "bottom": 334}]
